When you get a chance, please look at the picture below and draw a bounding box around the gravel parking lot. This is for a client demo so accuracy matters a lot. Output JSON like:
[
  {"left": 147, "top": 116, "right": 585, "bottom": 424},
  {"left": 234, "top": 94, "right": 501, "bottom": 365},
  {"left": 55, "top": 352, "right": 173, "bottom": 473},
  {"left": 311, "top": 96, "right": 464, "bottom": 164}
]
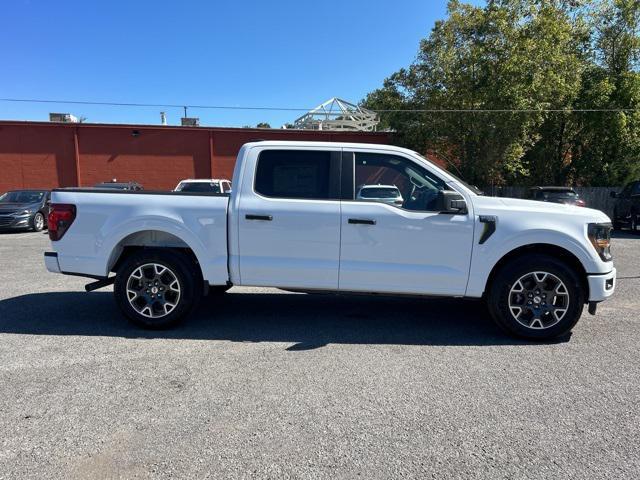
[{"left": 0, "top": 231, "right": 639, "bottom": 479}]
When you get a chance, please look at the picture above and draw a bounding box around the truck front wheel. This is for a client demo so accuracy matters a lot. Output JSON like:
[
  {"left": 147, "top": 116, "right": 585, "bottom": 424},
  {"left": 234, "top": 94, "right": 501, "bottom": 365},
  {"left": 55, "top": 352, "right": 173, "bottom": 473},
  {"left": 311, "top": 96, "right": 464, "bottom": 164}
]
[
  {"left": 487, "top": 254, "right": 585, "bottom": 340},
  {"left": 114, "top": 249, "right": 202, "bottom": 329}
]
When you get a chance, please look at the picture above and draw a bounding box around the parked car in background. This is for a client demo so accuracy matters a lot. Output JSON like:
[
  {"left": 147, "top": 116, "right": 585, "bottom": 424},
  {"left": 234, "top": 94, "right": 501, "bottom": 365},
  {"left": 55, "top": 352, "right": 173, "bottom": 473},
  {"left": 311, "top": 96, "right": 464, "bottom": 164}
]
[
  {"left": 356, "top": 185, "right": 403, "bottom": 206},
  {"left": 611, "top": 180, "right": 640, "bottom": 232},
  {"left": 0, "top": 190, "right": 50, "bottom": 232},
  {"left": 527, "top": 187, "right": 585, "bottom": 207},
  {"left": 174, "top": 179, "right": 232, "bottom": 193},
  {"left": 93, "top": 180, "right": 143, "bottom": 191}
]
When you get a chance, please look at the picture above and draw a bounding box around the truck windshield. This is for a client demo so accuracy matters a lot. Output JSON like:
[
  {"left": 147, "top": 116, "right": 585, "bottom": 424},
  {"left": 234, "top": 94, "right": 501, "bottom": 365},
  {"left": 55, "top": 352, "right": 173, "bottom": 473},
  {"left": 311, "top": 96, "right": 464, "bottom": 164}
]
[{"left": 414, "top": 153, "right": 483, "bottom": 195}]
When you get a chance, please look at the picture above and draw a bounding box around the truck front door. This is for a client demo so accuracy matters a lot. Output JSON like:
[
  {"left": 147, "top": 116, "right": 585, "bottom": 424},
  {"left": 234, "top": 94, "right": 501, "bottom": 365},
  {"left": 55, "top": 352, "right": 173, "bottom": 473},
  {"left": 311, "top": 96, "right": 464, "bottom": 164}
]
[{"left": 338, "top": 150, "right": 475, "bottom": 295}]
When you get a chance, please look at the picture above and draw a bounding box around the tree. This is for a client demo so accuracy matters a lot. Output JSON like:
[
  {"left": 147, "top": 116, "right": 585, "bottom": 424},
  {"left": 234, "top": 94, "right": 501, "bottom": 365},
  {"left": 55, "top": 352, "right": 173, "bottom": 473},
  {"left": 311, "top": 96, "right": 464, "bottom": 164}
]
[
  {"left": 256, "top": 122, "right": 272, "bottom": 129},
  {"left": 570, "top": 0, "right": 640, "bottom": 184},
  {"left": 363, "top": 0, "right": 640, "bottom": 187}
]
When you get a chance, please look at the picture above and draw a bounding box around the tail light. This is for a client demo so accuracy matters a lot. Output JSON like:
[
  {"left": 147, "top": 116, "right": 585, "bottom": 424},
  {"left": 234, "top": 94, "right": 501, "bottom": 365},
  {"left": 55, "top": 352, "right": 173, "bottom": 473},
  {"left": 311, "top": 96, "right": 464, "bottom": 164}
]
[
  {"left": 48, "top": 204, "right": 76, "bottom": 241},
  {"left": 576, "top": 199, "right": 586, "bottom": 207}
]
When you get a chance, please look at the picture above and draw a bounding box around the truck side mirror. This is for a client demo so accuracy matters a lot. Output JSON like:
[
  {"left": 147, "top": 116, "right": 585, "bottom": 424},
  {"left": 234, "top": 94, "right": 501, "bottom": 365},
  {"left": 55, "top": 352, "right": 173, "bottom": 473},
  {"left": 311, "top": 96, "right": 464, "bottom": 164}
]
[
  {"left": 436, "top": 190, "right": 467, "bottom": 214},
  {"left": 610, "top": 191, "right": 618, "bottom": 199}
]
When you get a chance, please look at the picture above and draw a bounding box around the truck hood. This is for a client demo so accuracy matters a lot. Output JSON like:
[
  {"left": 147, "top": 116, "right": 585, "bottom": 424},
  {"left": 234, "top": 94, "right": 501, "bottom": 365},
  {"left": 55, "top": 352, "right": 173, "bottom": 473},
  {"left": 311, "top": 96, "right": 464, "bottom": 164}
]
[{"left": 473, "top": 195, "right": 611, "bottom": 223}]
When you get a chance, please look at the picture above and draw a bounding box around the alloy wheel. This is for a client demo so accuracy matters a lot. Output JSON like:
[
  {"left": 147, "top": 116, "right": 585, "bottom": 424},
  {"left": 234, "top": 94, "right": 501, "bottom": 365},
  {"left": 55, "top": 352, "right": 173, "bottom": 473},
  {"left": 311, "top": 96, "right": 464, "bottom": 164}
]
[
  {"left": 34, "top": 213, "right": 44, "bottom": 230},
  {"left": 508, "top": 271, "right": 569, "bottom": 330},
  {"left": 126, "top": 263, "right": 181, "bottom": 318}
]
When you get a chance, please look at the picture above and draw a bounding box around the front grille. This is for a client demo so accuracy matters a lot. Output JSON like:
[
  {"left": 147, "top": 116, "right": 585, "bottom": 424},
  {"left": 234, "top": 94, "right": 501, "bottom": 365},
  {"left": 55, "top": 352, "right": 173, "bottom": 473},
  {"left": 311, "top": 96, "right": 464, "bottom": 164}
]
[{"left": 0, "top": 216, "right": 15, "bottom": 227}]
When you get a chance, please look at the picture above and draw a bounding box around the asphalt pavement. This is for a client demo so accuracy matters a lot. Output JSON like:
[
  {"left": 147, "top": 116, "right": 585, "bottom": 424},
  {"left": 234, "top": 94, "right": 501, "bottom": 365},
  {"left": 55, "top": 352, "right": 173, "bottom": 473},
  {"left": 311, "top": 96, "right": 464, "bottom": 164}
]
[{"left": 0, "top": 230, "right": 639, "bottom": 479}]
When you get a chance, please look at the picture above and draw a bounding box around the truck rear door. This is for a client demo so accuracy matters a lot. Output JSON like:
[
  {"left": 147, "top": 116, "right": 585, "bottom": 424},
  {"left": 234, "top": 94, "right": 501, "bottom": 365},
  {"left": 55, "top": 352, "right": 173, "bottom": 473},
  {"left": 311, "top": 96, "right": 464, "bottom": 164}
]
[{"left": 236, "top": 147, "right": 342, "bottom": 289}]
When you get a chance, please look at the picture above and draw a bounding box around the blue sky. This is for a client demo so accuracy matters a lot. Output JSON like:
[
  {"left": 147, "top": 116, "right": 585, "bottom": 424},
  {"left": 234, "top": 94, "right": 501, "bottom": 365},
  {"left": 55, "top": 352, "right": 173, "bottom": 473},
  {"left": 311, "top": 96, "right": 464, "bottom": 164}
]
[{"left": 0, "top": 0, "right": 479, "bottom": 128}]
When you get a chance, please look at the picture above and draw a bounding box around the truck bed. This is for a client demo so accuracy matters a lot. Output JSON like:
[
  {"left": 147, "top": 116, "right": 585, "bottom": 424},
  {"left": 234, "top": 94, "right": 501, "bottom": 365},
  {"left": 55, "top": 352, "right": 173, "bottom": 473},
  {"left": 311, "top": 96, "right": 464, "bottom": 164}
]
[{"left": 47, "top": 188, "right": 230, "bottom": 284}]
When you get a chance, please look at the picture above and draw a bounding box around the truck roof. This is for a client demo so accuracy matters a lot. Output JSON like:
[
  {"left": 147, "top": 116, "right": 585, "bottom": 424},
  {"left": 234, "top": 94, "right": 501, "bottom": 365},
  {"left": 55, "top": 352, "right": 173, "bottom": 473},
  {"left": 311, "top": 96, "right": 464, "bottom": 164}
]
[
  {"left": 242, "top": 140, "right": 407, "bottom": 151},
  {"left": 241, "top": 140, "right": 439, "bottom": 167}
]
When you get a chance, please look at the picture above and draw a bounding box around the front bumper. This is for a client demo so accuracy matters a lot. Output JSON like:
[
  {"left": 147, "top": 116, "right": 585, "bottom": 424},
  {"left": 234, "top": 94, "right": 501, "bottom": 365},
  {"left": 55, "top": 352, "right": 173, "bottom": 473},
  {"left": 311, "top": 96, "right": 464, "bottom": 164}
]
[
  {"left": 587, "top": 267, "right": 616, "bottom": 302},
  {"left": 0, "top": 213, "right": 32, "bottom": 230},
  {"left": 44, "top": 252, "right": 61, "bottom": 274}
]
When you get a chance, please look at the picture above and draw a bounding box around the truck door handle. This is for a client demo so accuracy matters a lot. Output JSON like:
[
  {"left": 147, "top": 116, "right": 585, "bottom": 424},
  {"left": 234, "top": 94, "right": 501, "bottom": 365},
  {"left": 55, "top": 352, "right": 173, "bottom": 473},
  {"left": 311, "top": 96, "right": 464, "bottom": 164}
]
[
  {"left": 245, "top": 214, "right": 273, "bottom": 221},
  {"left": 348, "top": 218, "right": 376, "bottom": 225}
]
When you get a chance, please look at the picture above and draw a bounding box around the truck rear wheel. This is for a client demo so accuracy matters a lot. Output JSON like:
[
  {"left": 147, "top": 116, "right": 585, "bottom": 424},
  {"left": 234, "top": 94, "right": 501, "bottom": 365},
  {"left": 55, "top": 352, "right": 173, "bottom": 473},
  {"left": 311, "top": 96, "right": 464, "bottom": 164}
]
[
  {"left": 114, "top": 249, "right": 202, "bottom": 329},
  {"left": 487, "top": 254, "right": 585, "bottom": 340}
]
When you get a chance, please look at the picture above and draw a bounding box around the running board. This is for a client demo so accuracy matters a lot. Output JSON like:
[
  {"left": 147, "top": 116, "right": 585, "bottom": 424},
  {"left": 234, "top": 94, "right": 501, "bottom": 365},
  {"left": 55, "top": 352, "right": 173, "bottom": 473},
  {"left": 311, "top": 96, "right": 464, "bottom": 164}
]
[{"left": 85, "top": 276, "right": 115, "bottom": 292}]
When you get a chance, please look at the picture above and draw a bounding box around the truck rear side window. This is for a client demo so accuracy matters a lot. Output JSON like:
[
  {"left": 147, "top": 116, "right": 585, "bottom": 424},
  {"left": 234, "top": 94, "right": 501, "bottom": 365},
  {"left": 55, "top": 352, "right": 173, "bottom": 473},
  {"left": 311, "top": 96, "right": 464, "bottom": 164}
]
[{"left": 255, "top": 150, "right": 333, "bottom": 200}]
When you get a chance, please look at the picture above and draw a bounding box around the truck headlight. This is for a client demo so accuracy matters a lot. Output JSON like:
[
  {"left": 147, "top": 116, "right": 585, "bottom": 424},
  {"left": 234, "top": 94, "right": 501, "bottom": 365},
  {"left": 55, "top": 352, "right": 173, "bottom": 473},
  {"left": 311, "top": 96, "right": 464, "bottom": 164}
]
[{"left": 588, "top": 223, "right": 612, "bottom": 261}]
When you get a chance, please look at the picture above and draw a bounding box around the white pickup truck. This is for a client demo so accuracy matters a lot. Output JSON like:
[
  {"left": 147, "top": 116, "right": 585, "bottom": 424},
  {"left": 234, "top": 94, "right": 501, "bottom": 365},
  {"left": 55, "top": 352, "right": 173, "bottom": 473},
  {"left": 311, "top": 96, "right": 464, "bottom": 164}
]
[{"left": 44, "top": 141, "right": 616, "bottom": 339}]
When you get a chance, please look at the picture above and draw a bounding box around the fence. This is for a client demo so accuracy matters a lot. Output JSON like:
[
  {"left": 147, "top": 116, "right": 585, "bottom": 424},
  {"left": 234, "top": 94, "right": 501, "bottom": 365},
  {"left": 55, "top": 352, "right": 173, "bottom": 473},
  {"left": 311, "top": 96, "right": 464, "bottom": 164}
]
[{"left": 484, "top": 186, "right": 620, "bottom": 218}]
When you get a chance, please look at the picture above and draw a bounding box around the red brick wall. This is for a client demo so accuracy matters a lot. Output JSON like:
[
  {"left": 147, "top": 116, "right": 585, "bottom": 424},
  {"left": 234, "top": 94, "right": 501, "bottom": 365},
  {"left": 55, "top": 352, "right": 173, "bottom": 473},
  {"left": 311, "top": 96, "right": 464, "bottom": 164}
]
[
  {"left": 0, "top": 123, "right": 77, "bottom": 192},
  {"left": 0, "top": 121, "right": 392, "bottom": 193},
  {"left": 77, "top": 127, "right": 212, "bottom": 191}
]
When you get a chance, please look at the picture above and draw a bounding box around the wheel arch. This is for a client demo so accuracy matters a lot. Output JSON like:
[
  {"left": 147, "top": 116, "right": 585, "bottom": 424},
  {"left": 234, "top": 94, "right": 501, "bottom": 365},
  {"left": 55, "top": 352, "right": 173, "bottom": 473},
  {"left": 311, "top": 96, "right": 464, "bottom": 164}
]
[
  {"left": 484, "top": 243, "right": 589, "bottom": 300},
  {"left": 108, "top": 230, "right": 203, "bottom": 280}
]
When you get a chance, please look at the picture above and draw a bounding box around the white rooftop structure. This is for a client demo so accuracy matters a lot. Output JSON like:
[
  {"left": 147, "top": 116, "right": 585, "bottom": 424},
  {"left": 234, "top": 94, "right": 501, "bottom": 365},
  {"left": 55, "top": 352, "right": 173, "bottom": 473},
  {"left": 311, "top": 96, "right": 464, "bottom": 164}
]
[{"left": 292, "top": 97, "right": 379, "bottom": 132}]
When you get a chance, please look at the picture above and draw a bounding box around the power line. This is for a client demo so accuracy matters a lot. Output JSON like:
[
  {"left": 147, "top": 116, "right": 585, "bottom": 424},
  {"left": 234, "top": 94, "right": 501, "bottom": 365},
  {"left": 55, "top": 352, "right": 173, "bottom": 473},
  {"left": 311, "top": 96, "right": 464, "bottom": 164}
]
[
  {"left": 0, "top": 98, "right": 310, "bottom": 112},
  {"left": 0, "top": 97, "right": 638, "bottom": 113}
]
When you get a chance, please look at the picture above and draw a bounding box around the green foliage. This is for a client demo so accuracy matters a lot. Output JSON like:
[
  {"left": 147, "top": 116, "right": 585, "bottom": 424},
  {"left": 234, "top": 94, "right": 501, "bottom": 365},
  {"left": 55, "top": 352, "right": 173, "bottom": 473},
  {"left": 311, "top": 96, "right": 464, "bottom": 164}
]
[{"left": 363, "top": 0, "right": 640, "bottom": 186}]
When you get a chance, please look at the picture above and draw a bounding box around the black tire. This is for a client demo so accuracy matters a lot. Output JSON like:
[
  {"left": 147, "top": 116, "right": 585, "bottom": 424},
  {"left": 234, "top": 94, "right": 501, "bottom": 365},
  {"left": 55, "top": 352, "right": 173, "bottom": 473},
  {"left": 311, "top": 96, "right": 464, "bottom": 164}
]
[
  {"left": 31, "top": 212, "right": 45, "bottom": 232},
  {"left": 114, "top": 249, "right": 202, "bottom": 329},
  {"left": 487, "top": 254, "right": 585, "bottom": 340},
  {"left": 208, "top": 285, "right": 231, "bottom": 296}
]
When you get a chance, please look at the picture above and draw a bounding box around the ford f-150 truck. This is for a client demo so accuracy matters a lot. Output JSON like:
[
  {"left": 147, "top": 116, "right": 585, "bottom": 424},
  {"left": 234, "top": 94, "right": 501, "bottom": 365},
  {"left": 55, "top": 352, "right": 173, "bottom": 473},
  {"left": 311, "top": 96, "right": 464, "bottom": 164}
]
[{"left": 44, "top": 141, "right": 616, "bottom": 339}]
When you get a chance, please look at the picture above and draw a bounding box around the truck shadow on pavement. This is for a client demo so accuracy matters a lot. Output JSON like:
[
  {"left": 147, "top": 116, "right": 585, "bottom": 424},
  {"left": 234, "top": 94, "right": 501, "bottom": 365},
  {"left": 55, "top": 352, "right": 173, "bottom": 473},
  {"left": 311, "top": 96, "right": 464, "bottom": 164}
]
[{"left": 0, "top": 290, "right": 570, "bottom": 348}]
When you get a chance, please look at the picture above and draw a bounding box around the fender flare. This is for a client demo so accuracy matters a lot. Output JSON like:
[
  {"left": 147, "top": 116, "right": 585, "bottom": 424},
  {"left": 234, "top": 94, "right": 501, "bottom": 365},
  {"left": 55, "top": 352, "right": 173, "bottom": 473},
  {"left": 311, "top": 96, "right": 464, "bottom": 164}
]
[
  {"left": 466, "top": 228, "right": 600, "bottom": 298},
  {"left": 99, "top": 217, "right": 209, "bottom": 277}
]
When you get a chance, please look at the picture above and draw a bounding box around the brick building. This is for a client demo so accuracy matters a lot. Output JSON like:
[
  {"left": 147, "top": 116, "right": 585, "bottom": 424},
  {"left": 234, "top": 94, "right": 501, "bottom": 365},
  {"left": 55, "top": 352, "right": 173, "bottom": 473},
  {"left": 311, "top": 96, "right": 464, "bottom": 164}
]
[{"left": 0, "top": 121, "right": 392, "bottom": 192}]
